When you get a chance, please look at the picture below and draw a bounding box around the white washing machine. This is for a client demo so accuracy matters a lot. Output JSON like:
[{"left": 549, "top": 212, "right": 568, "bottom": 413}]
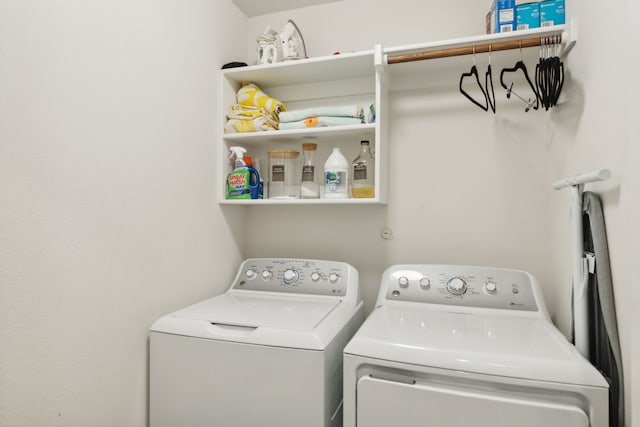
[
  {"left": 150, "top": 258, "right": 364, "bottom": 427},
  {"left": 343, "top": 264, "right": 609, "bottom": 427}
]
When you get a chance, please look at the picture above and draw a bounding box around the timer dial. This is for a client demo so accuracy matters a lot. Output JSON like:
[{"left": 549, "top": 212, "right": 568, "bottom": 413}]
[
  {"left": 446, "top": 277, "right": 467, "bottom": 295},
  {"left": 283, "top": 269, "right": 299, "bottom": 284}
]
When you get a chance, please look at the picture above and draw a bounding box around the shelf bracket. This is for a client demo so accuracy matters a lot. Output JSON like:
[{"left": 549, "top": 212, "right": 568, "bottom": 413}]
[
  {"left": 374, "top": 44, "right": 385, "bottom": 69},
  {"left": 560, "top": 18, "right": 578, "bottom": 59}
]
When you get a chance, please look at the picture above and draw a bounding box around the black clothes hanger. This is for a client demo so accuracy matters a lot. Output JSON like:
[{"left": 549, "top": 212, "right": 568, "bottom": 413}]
[
  {"left": 551, "top": 57, "right": 564, "bottom": 106},
  {"left": 486, "top": 64, "right": 496, "bottom": 113},
  {"left": 500, "top": 60, "right": 540, "bottom": 112},
  {"left": 485, "top": 45, "right": 496, "bottom": 114},
  {"left": 460, "top": 65, "right": 489, "bottom": 111},
  {"left": 459, "top": 47, "right": 489, "bottom": 112},
  {"left": 536, "top": 36, "right": 564, "bottom": 110},
  {"left": 536, "top": 38, "right": 552, "bottom": 110}
]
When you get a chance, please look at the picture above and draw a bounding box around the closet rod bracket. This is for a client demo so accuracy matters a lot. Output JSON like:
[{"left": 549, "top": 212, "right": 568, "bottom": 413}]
[{"left": 560, "top": 18, "right": 578, "bottom": 59}]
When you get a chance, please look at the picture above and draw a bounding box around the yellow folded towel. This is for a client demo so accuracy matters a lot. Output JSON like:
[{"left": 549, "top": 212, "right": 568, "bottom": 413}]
[
  {"left": 224, "top": 117, "right": 278, "bottom": 133},
  {"left": 236, "top": 82, "right": 286, "bottom": 116},
  {"left": 227, "top": 105, "right": 278, "bottom": 122}
]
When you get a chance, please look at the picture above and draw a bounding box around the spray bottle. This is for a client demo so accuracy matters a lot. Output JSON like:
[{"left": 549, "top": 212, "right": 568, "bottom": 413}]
[{"left": 226, "top": 146, "right": 260, "bottom": 199}]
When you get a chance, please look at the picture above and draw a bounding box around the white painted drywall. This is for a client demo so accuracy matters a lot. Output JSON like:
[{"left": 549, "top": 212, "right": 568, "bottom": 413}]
[
  {"left": 631, "top": 2, "right": 640, "bottom": 421},
  {"left": 232, "top": 0, "right": 343, "bottom": 18},
  {"left": 0, "top": 0, "right": 247, "bottom": 425},
  {"left": 243, "top": 1, "right": 637, "bottom": 425},
  {"left": 630, "top": 2, "right": 640, "bottom": 425}
]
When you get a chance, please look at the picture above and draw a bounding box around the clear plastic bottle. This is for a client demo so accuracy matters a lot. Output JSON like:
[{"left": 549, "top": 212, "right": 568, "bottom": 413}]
[
  {"left": 324, "top": 147, "right": 349, "bottom": 198},
  {"left": 300, "top": 143, "right": 320, "bottom": 199},
  {"left": 351, "top": 140, "right": 375, "bottom": 198}
]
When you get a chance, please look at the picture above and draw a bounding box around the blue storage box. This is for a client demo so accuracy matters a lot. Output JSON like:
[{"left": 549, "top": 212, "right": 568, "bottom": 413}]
[
  {"left": 516, "top": 2, "right": 540, "bottom": 30},
  {"left": 540, "top": 0, "right": 565, "bottom": 26},
  {"left": 489, "top": 0, "right": 516, "bottom": 33}
]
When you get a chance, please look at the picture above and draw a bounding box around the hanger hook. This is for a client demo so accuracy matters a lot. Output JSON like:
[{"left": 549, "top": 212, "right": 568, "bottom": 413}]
[
  {"left": 539, "top": 37, "right": 543, "bottom": 58},
  {"left": 473, "top": 45, "right": 476, "bottom": 66},
  {"left": 489, "top": 44, "right": 492, "bottom": 64}
]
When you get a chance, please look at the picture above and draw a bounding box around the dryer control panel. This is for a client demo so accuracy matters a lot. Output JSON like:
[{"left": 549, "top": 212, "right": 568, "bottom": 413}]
[
  {"left": 380, "top": 265, "right": 539, "bottom": 311},
  {"left": 232, "top": 258, "right": 356, "bottom": 297}
]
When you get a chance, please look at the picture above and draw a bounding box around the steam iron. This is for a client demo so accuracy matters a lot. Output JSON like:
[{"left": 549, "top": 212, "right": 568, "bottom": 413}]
[{"left": 279, "top": 20, "right": 306, "bottom": 61}]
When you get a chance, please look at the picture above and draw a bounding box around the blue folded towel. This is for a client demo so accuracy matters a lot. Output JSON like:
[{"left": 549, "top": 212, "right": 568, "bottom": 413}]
[{"left": 279, "top": 105, "right": 364, "bottom": 123}]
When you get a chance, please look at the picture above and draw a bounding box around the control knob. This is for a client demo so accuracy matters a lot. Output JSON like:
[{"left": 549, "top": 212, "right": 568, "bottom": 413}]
[
  {"left": 328, "top": 273, "right": 340, "bottom": 284},
  {"left": 245, "top": 269, "right": 257, "bottom": 280},
  {"left": 398, "top": 276, "right": 410, "bottom": 288},
  {"left": 262, "top": 270, "right": 273, "bottom": 280},
  {"left": 446, "top": 277, "right": 467, "bottom": 296},
  {"left": 283, "top": 269, "right": 299, "bottom": 284},
  {"left": 311, "top": 272, "right": 322, "bottom": 282},
  {"left": 485, "top": 281, "right": 497, "bottom": 294}
]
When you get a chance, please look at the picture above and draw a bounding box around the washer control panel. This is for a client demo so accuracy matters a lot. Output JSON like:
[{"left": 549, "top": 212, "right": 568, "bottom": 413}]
[
  {"left": 232, "top": 258, "right": 353, "bottom": 296},
  {"left": 383, "top": 265, "right": 539, "bottom": 311}
]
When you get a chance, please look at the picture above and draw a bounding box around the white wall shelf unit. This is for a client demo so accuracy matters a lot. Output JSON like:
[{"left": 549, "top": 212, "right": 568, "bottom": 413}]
[
  {"left": 219, "top": 23, "right": 574, "bottom": 206},
  {"left": 220, "top": 49, "right": 388, "bottom": 205}
]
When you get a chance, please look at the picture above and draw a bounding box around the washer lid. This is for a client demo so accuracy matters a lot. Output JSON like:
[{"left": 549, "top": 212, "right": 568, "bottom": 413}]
[
  {"left": 150, "top": 291, "right": 355, "bottom": 350},
  {"left": 344, "top": 305, "right": 608, "bottom": 387},
  {"left": 175, "top": 292, "right": 341, "bottom": 330}
]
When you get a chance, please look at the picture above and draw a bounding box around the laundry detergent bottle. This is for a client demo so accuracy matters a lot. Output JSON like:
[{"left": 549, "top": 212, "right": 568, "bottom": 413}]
[
  {"left": 226, "top": 146, "right": 260, "bottom": 199},
  {"left": 323, "top": 147, "right": 349, "bottom": 198}
]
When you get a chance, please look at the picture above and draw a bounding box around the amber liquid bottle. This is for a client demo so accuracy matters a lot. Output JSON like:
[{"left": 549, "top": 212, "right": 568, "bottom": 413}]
[{"left": 351, "top": 140, "right": 375, "bottom": 198}]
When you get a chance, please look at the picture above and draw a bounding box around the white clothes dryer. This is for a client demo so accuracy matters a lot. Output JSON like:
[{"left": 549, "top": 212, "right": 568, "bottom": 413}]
[
  {"left": 343, "top": 264, "right": 609, "bottom": 427},
  {"left": 150, "top": 258, "right": 364, "bottom": 427}
]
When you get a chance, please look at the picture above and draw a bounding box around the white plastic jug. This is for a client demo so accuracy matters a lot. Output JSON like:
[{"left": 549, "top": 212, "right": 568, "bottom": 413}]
[{"left": 324, "top": 147, "right": 349, "bottom": 198}]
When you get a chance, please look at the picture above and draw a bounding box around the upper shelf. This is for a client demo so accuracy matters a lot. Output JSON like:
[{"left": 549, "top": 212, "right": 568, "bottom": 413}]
[
  {"left": 222, "top": 50, "right": 375, "bottom": 88},
  {"left": 383, "top": 24, "right": 574, "bottom": 60}
]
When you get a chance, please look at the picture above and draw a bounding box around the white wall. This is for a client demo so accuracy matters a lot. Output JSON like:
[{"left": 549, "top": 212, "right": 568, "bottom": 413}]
[
  {"left": 630, "top": 1, "right": 640, "bottom": 424},
  {"left": 0, "top": 1, "right": 247, "bottom": 426},
  {"left": 244, "top": 1, "right": 636, "bottom": 425}
]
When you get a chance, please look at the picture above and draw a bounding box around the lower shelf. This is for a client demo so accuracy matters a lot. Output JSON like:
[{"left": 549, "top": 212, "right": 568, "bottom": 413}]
[{"left": 219, "top": 197, "right": 384, "bottom": 205}]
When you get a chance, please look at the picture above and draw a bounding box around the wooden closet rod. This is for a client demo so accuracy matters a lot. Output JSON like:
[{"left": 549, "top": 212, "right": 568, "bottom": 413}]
[{"left": 386, "top": 35, "right": 563, "bottom": 64}]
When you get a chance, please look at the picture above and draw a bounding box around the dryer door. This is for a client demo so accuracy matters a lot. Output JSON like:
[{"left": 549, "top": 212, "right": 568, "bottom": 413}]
[{"left": 356, "top": 376, "right": 589, "bottom": 427}]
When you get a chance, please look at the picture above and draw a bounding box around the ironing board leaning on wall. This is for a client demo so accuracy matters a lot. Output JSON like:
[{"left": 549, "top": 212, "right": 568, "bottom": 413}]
[
  {"left": 552, "top": 169, "right": 624, "bottom": 427},
  {"left": 582, "top": 191, "right": 624, "bottom": 427}
]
